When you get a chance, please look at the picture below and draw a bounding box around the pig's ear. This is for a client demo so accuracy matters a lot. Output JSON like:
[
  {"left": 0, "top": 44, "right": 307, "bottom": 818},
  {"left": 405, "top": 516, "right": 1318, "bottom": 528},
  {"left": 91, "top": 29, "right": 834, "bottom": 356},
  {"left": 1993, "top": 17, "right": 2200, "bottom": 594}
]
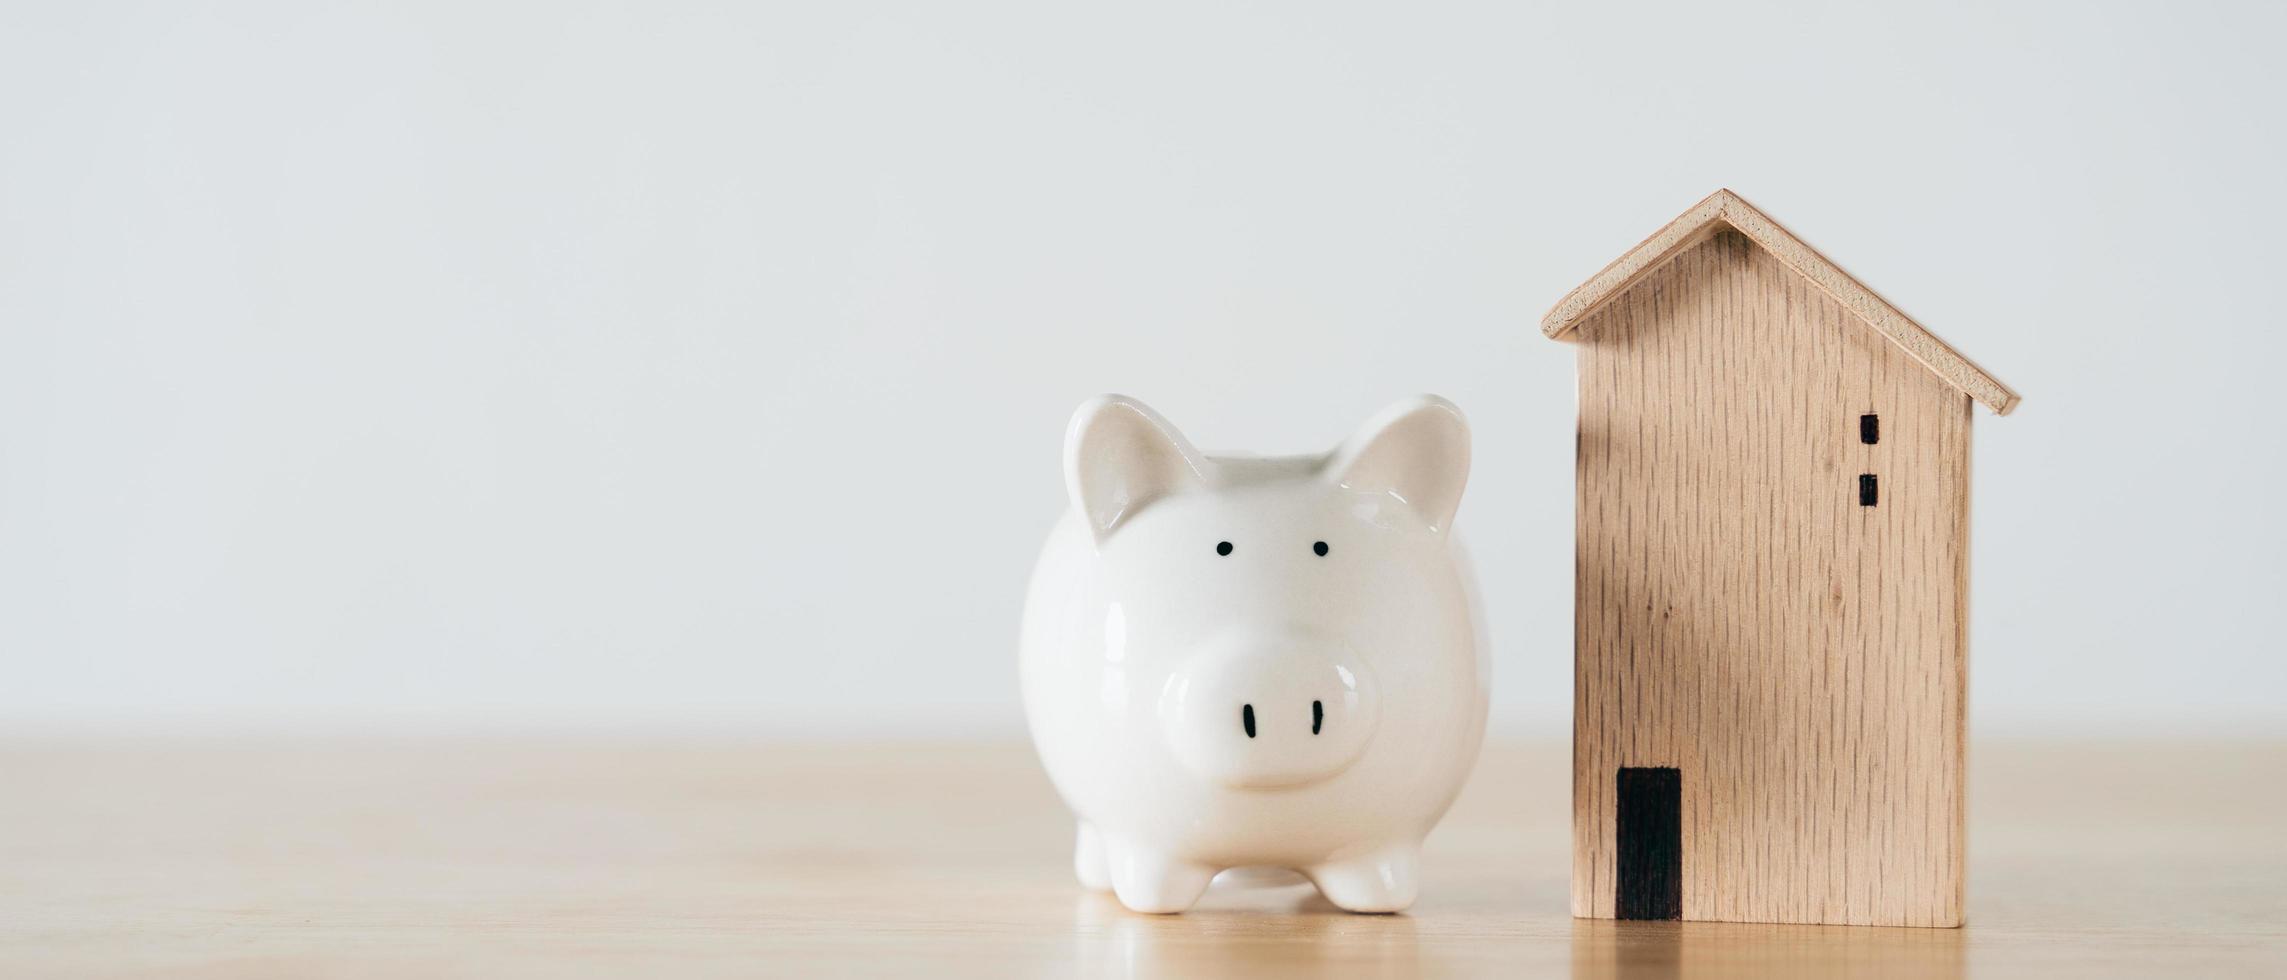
[
  {"left": 1064, "top": 395, "right": 1208, "bottom": 541},
  {"left": 1326, "top": 395, "right": 1472, "bottom": 533}
]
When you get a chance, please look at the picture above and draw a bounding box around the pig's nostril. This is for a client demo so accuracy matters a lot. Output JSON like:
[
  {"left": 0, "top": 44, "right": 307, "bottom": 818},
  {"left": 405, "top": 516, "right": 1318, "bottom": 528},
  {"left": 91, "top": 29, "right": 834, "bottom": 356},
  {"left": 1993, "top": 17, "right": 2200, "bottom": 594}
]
[
  {"left": 1312, "top": 699, "right": 1324, "bottom": 735},
  {"left": 1242, "top": 703, "right": 1256, "bottom": 738}
]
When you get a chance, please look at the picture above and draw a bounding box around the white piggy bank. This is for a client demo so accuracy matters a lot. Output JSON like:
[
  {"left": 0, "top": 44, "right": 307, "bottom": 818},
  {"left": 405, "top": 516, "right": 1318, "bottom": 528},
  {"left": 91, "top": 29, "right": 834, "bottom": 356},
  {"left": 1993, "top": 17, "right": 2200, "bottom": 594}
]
[{"left": 1019, "top": 395, "right": 1488, "bottom": 914}]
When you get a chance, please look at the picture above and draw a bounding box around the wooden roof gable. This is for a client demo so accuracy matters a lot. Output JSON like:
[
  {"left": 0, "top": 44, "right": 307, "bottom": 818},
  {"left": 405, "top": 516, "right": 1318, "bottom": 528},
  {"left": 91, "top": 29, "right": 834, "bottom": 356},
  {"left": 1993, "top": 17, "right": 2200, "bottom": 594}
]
[{"left": 1541, "top": 189, "right": 2019, "bottom": 415}]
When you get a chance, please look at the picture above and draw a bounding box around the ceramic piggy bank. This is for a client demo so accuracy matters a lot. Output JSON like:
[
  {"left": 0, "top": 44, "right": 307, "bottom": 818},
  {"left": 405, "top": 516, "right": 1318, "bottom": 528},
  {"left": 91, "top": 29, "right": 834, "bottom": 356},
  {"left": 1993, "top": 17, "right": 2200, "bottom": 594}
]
[{"left": 1019, "top": 395, "right": 1488, "bottom": 914}]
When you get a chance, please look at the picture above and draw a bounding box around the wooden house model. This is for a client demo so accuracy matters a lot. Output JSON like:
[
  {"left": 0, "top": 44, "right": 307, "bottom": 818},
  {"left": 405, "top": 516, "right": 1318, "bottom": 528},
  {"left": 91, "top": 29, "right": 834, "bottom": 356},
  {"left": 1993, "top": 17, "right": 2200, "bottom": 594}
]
[{"left": 1543, "top": 190, "right": 2018, "bottom": 928}]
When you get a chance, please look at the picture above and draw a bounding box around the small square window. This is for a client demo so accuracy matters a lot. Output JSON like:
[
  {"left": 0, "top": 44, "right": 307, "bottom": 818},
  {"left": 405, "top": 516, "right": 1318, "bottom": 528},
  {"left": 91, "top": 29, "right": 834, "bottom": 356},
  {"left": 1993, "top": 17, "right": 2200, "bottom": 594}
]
[
  {"left": 1860, "top": 414, "right": 1879, "bottom": 444},
  {"left": 1859, "top": 474, "right": 1879, "bottom": 507}
]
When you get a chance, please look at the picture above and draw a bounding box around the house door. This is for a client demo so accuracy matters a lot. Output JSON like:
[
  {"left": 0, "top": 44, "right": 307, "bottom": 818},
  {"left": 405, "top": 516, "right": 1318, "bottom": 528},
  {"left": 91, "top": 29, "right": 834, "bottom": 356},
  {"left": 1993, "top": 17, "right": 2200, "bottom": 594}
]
[{"left": 1616, "top": 767, "right": 1682, "bottom": 919}]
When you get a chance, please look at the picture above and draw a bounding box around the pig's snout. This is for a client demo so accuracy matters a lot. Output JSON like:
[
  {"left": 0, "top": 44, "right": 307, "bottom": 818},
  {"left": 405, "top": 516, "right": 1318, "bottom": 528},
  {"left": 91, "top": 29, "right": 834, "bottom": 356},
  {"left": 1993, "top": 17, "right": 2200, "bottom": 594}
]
[{"left": 1157, "top": 632, "right": 1381, "bottom": 789}]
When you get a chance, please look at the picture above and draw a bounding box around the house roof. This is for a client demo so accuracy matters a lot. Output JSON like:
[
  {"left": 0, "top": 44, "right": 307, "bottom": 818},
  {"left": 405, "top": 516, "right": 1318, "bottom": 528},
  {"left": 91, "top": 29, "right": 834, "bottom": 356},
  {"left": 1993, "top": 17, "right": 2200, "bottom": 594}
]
[{"left": 1541, "top": 189, "right": 2020, "bottom": 415}]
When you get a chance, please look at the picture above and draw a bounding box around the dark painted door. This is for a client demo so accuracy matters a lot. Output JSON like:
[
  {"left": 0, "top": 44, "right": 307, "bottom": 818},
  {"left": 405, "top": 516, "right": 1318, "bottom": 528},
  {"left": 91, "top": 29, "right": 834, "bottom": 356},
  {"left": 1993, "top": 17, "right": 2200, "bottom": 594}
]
[{"left": 1616, "top": 767, "right": 1682, "bottom": 919}]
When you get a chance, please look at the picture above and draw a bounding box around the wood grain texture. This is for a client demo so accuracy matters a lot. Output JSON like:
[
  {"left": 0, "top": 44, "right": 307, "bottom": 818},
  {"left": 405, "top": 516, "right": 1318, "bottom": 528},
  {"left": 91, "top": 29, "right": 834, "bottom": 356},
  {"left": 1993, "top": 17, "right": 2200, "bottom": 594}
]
[
  {"left": 1542, "top": 189, "right": 2020, "bottom": 415},
  {"left": 1, "top": 738, "right": 2283, "bottom": 978},
  {"left": 1571, "top": 228, "right": 1971, "bottom": 927}
]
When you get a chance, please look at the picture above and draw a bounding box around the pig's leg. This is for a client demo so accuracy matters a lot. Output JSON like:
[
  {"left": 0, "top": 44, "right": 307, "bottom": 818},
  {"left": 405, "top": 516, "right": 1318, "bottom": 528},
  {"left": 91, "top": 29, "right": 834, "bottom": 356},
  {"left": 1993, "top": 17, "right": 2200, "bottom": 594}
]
[
  {"left": 1073, "top": 821, "right": 1111, "bottom": 891},
  {"left": 1307, "top": 841, "right": 1420, "bottom": 913},
  {"left": 1102, "top": 836, "right": 1216, "bottom": 913}
]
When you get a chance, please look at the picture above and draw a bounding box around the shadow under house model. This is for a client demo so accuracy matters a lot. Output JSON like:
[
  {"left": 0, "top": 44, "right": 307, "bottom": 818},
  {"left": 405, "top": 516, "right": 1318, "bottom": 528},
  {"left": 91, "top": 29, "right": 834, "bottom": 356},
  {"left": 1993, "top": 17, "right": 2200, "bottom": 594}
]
[{"left": 1543, "top": 189, "right": 2019, "bottom": 928}]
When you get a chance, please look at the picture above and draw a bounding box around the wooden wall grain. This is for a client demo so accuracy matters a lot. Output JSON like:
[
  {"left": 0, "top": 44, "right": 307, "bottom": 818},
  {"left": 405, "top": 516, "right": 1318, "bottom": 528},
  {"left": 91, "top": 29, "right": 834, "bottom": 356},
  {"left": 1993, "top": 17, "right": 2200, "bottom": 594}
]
[{"left": 1570, "top": 228, "right": 1969, "bottom": 927}]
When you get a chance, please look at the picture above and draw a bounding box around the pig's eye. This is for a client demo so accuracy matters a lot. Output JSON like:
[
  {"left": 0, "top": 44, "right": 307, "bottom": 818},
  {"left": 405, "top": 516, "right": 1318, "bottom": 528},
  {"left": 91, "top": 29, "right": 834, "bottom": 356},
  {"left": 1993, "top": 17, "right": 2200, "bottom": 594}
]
[
  {"left": 1312, "top": 541, "right": 1330, "bottom": 557},
  {"left": 1215, "top": 541, "right": 1233, "bottom": 556}
]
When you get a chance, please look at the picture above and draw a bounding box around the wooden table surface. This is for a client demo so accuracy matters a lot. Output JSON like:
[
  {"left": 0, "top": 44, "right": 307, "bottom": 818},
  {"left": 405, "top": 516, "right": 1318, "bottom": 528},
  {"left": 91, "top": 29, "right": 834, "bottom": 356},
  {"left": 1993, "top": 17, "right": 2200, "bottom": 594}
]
[{"left": 2, "top": 737, "right": 2281, "bottom": 978}]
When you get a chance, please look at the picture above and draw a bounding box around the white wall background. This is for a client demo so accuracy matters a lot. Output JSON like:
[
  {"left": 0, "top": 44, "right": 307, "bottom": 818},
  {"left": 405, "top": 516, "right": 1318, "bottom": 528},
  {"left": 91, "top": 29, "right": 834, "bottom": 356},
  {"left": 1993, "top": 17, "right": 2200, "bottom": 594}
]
[{"left": 3, "top": 1, "right": 2281, "bottom": 736}]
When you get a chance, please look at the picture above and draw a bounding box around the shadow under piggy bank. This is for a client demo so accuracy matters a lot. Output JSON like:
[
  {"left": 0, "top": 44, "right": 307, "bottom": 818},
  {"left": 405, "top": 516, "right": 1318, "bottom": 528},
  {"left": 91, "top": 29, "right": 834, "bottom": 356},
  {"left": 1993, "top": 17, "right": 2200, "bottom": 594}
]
[{"left": 1062, "top": 874, "right": 1422, "bottom": 980}]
